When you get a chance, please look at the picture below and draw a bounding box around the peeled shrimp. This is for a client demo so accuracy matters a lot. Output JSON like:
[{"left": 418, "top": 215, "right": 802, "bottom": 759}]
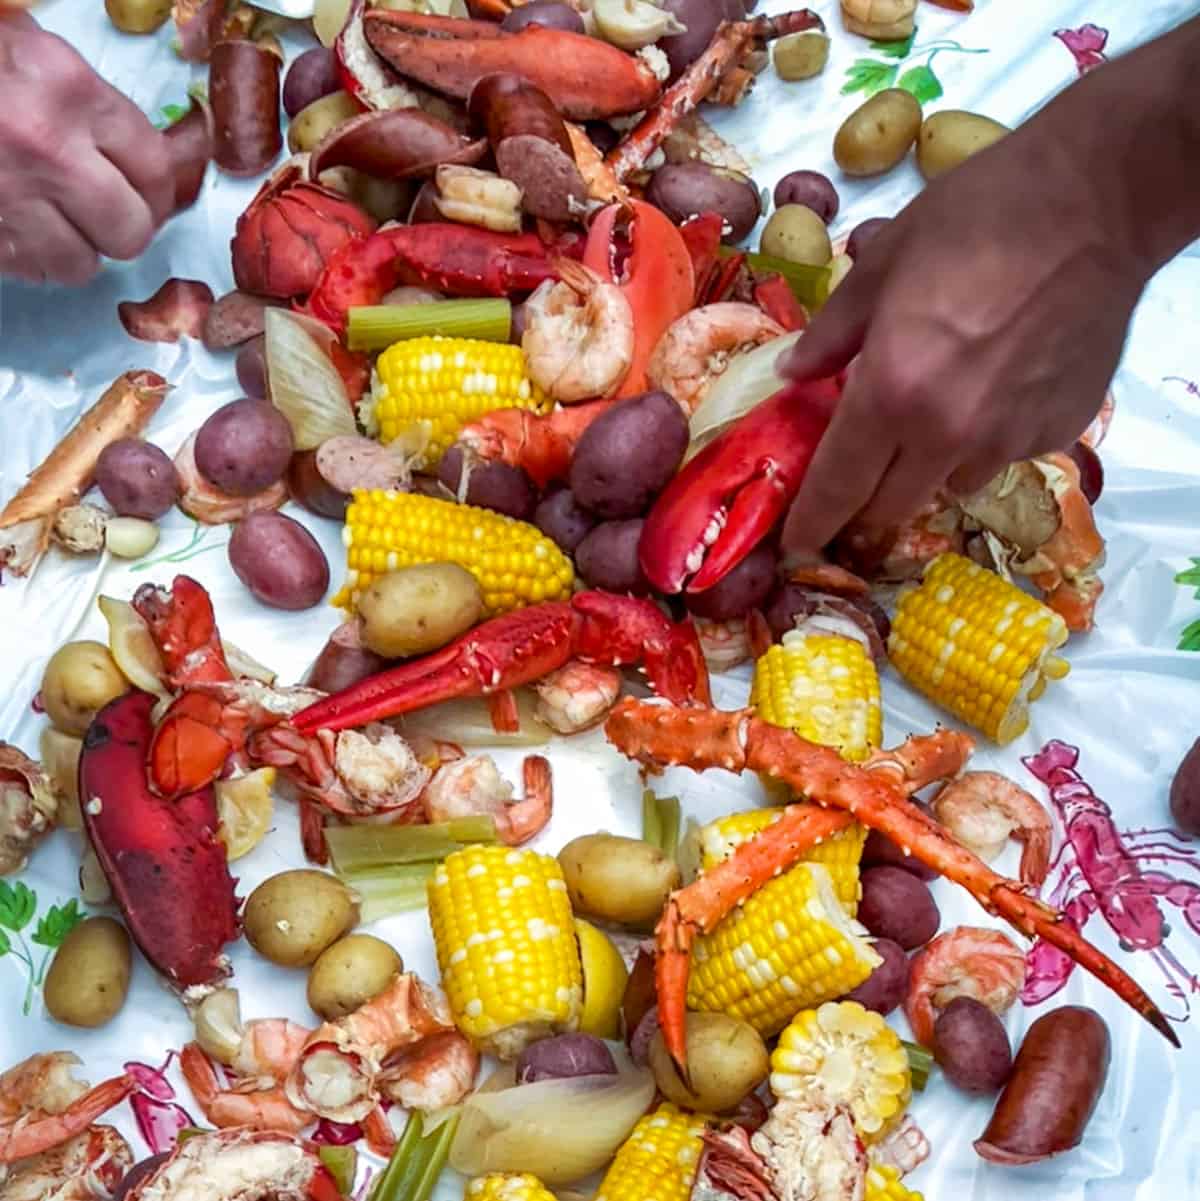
[
  {"left": 533, "top": 660, "right": 622, "bottom": 734},
  {"left": 522, "top": 260, "right": 634, "bottom": 403},
  {"left": 646, "top": 302, "right": 784, "bottom": 413},
  {"left": 932, "top": 770, "right": 1053, "bottom": 886},
  {"left": 840, "top": 0, "right": 916, "bottom": 40},
  {"left": 905, "top": 926, "right": 1026, "bottom": 1048},
  {"left": 423, "top": 754, "right": 553, "bottom": 845}
]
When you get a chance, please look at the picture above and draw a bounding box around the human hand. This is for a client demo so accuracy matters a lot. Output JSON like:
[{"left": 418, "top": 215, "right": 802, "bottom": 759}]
[
  {"left": 0, "top": 12, "right": 176, "bottom": 284},
  {"left": 776, "top": 112, "right": 1150, "bottom": 558}
]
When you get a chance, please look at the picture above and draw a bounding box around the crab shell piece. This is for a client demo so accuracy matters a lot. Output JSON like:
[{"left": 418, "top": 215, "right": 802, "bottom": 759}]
[{"left": 119, "top": 1130, "right": 342, "bottom": 1201}]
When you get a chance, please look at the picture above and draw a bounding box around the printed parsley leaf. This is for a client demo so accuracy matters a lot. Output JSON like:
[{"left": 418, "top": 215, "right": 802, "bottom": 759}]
[
  {"left": 0, "top": 929, "right": 10, "bottom": 957},
  {"left": 0, "top": 880, "right": 36, "bottom": 932},
  {"left": 1179, "top": 618, "right": 1200, "bottom": 653},
  {"left": 841, "top": 59, "right": 899, "bottom": 97},
  {"left": 1175, "top": 557, "right": 1200, "bottom": 596},
  {"left": 871, "top": 28, "right": 916, "bottom": 58},
  {"left": 897, "top": 64, "right": 943, "bottom": 104},
  {"left": 32, "top": 899, "right": 84, "bottom": 949}
]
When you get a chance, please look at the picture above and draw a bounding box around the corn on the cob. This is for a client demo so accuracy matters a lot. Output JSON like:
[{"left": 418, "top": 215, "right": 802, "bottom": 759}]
[
  {"left": 751, "top": 633, "right": 882, "bottom": 762},
  {"left": 700, "top": 808, "right": 867, "bottom": 915},
  {"left": 889, "top": 552, "right": 1070, "bottom": 743},
  {"left": 689, "top": 863, "right": 881, "bottom": 1038},
  {"left": 365, "top": 337, "right": 550, "bottom": 466},
  {"left": 465, "top": 1173, "right": 557, "bottom": 1201},
  {"left": 334, "top": 490, "right": 575, "bottom": 615},
  {"left": 866, "top": 1162, "right": 924, "bottom": 1201},
  {"left": 428, "top": 844, "right": 583, "bottom": 1059},
  {"left": 770, "top": 1000, "right": 911, "bottom": 1141},
  {"left": 594, "top": 1104, "right": 709, "bottom": 1201}
]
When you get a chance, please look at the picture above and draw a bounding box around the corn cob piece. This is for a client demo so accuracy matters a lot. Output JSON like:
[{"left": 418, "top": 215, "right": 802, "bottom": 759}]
[
  {"left": 866, "top": 1163, "right": 924, "bottom": 1201},
  {"left": 334, "top": 490, "right": 574, "bottom": 615},
  {"left": 365, "top": 336, "right": 551, "bottom": 466},
  {"left": 770, "top": 1000, "right": 911, "bottom": 1141},
  {"left": 594, "top": 1103, "right": 710, "bottom": 1201},
  {"left": 428, "top": 844, "right": 583, "bottom": 1059},
  {"left": 465, "top": 1173, "right": 557, "bottom": 1201},
  {"left": 751, "top": 632, "right": 882, "bottom": 762},
  {"left": 690, "top": 863, "right": 881, "bottom": 1038},
  {"left": 888, "top": 552, "right": 1070, "bottom": 744},
  {"left": 700, "top": 808, "right": 867, "bottom": 914}
]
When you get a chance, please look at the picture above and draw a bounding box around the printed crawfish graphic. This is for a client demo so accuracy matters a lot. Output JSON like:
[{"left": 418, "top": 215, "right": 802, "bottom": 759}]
[
  {"left": 1054, "top": 24, "right": 1109, "bottom": 75},
  {"left": 1021, "top": 741, "right": 1199, "bottom": 1021}
]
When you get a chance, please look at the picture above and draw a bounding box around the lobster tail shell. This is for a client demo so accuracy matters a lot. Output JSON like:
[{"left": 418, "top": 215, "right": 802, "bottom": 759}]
[{"left": 79, "top": 691, "right": 240, "bottom": 994}]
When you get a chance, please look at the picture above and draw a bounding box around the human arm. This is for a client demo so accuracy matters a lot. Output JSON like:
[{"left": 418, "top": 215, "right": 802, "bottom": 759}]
[
  {"left": 777, "top": 14, "right": 1200, "bottom": 556},
  {"left": 0, "top": 11, "right": 177, "bottom": 284}
]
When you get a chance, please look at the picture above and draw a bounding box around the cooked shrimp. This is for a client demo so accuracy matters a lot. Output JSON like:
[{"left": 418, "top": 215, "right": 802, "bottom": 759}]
[
  {"left": 932, "top": 770, "right": 1052, "bottom": 886},
  {"left": 0, "top": 1126, "right": 132, "bottom": 1201},
  {"left": 533, "top": 661, "right": 622, "bottom": 734},
  {"left": 840, "top": 0, "right": 916, "bottom": 40},
  {"left": 522, "top": 260, "right": 634, "bottom": 402},
  {"left": 378, "top": 1029, "right": 480, "bottom": 1112},
  {"left": 423, "top": 754, "right": 553, "bottom": 845},
  {"left": 646, "top": 302, "right": 784, "bottom": 413},
  {"left": 905, "top": 926, "right": 1027, "bottom": 1048},
  {"left": 693, "top": 617, "right": 753, "bottom": 672}
]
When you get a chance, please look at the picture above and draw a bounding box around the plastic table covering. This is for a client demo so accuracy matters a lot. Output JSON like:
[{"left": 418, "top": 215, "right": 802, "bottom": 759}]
[{"left": 2, "top": 0, "right": 1200, "bottom": 1197}]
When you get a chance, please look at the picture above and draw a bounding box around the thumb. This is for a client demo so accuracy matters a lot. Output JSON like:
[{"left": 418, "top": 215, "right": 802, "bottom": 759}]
[{"left": 776, "top": 263, "right": 878, "bottom": 381}]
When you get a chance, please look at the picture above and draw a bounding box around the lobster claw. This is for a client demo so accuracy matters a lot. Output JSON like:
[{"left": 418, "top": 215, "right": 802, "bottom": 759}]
[
  {"left": 362, "top": 9, "right": 662, "bottom": 120},
  {"left": 639, "top": 376, "right": 841, "bottom": 594}
]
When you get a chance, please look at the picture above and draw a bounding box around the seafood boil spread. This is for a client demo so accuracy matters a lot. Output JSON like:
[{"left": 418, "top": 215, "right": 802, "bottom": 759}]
[{"left": 2, "top": 0, "right": 1199, "bottom": 1197}]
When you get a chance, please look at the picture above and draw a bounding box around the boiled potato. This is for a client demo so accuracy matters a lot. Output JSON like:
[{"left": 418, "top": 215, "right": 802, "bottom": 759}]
[
  {"left": 649, "top": 1012, "right": 769, "bottom": 1112},
  {"left": 40, "top": 641, "right": 129, "bottom": 736},
  {"left": 307, "top": 934, "right": 403, "bottom": 1018},
  {"left": 760, "top": 204, "right": 832, "bottom": 267},
  {"left": 244, "top": 870, "right": 359, "bottom": 967},
  {"left": 287, "top": 91, "right": 361, "bottom": 155},
  {"left": 358, "top": 563, "right": 484, "bottom": 658},
  {"left": 772, "top": 30, "right": 830, "bottom": 81},
  {"left": 833, "top": 89, "right": 923, "bottom": 178},
  {"left": 916, "top": 110, "right": 1009, "bottom": 181},
  {"left": 43, "top": 917, "right": 132, "bottom": 1028},
  {"left": 105, "top": 0, "right": 171, "bottom": 33},
  {"left": 557, "top": 833, "right": 680, "bottom": 928}
]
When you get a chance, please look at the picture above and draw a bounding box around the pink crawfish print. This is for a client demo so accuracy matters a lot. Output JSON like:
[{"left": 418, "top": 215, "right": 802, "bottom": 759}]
[
  {"left": 124, "top": 1057, "right": 197, "bottom": 1154},
  {"left": 1021, "top": 741, "right": 1200, "bottom": 1020},
  {"left": 1054, "top": 23, "right": 1109, "bottom": 75}
]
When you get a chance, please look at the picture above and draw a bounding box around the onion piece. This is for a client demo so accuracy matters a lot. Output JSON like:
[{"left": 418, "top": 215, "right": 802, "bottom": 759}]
[
  {"left": 265, "top": 308, "right": 357, "bottom": 451},
  {"left": 449, "top": 1052, "right": 655, "bottom": 1186},
  {"left": 397, "top": 691, "right": 553, "bottom": 748},
  {"left": 684, "top": 329, "right": 803, "bottom": 464}
]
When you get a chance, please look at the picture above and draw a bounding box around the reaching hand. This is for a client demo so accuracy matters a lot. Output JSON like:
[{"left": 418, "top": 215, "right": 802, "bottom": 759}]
[{"left": 0, "top": 12, "right": 176, "bottom": 284}]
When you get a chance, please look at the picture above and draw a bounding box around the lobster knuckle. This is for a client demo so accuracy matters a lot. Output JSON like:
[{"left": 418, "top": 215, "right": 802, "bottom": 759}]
[{"left": 433, "top": 164, "right": 523, "bottom": 233}]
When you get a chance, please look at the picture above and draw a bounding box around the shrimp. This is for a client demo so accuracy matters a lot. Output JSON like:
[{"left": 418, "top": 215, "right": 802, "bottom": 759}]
[
  {"left": 0, "top": 1053, "right": 134, "bottom": 1164},
  {"left": 423, "top": 754, "right": 553, "bottom": 845},
  {"left": 905, "top": 926, "right": 1027, "bottom": 1048},
  {"left": 839, "top": 0, "right": 916, "bottom": 41},
  {"left": 378, "top": 1029, "right": 481, "bottom": 1112},
  {"left": 932, "top": 771, "right": 1052, "bottom": 887},
  {"left": 0, "top": 1125, "right": 132, "bottom": 1201},
  {"left": 532, "top": 660, "right": 622, "bottom": 734},
  {"left": 693, "top": 617, "right": 753, "bottom": 672},
  {"left": 522, "top": 260, "right": 634, "bottom": 403},
  {"left": 646, "top": 302, "right": 784, "bottom": 413}
]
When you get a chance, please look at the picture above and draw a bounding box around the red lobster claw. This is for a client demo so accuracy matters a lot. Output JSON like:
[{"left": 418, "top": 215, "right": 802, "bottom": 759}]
[{"left": 639, "top": 375, "right": 842, "bottom": 594}]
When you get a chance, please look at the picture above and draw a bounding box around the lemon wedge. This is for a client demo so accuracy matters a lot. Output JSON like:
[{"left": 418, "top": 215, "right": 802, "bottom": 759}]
[{"left": 575, "top": 918, "right": 628, "bottom": 1040}]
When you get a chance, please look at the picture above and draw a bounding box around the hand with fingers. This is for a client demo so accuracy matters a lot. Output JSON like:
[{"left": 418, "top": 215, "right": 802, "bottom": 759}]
[
  {"left": 0, "top": 11, "right": 184, "bottom": 285},
  {"left": 777, "top": 13, "right": 1200, "bottom": 560}
]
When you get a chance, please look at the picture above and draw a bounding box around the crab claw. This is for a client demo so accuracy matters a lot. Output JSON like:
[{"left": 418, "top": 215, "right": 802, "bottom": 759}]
[
  {"left": 639, "top": 376, "right": 841, "bottom": 595},
  {"left": 362, "top": 9, "right": 662, "bottom": 120}
]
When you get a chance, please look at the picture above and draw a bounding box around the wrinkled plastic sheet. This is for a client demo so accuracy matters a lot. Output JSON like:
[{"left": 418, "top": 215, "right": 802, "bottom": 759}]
[{"left": 2, "top": 0, "right": 1199, "bottom": 1197}]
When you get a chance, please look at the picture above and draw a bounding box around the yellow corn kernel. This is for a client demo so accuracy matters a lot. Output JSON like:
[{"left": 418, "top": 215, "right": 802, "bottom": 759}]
[
  {"left": 866, "top": 1162, "right": 925, "bottom": 1201},
  {"left": 465, "top": 1173, "right": 557, "bottom": 1201},
  {"left": 594, "top": 1104, "right": 710, "bottom": 1201}
]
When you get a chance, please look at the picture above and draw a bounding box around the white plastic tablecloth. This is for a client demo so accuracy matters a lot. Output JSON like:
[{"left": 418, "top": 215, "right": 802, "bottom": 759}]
[{"left": 2, "top": 1, "right": 1200, "bottom": 1197}]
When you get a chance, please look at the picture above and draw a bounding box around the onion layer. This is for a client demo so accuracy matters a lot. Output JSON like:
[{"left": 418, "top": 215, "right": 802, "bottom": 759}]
[{"left": 265, "top": 309, "right": 358, "bottom": 450}]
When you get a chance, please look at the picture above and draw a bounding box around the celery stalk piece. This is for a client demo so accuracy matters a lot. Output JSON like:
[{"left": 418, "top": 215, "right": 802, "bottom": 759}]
[
  {"left": 318, "top": 1146, "right": 358, "bottom": 1195},
  {"left": 340, "top": 863, "right": 437, "bottom": 922},
  {"left": 326, "top": 818, "right": 497, "bottom": 873},
  {"left": 717, "top": 246, "right": 831, "bottom": 311},
  {"left": 642, "top": 788, "right": 663, "bottom": 851},
  {"left": 901, "top": 1040, "right": 933, "bottom": 1091},
  {"left": 347, "top": 300, "right": 512, "bottom": 352},
  {"left": 370, "top": 1112, "right": 424, "bottom": 1201},
  {"left": 657, "top": 795, "right": 682, "bottom": 862},
  {"left": 408, "top": 1112, "right": 460, "bottom": 1201}
]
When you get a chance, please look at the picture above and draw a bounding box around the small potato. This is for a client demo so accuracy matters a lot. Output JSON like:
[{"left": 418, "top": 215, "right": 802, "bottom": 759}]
[
  {"left": 228, "top": 512, "right": 330, "bottom": 611},
  {"left": 40, "top": 727, "right": 83, "bottom": 828},
  {"left": 557, "top": 833, "right": 680, "bottom": 928},
  {"left": 650, "top": 1012, "right": 768, "bottom": 1113},
  {"left": 1169, "top": 737, "right": 1200, "bottom": 836},
  {"left": 500, "top": 0, "right": 584, "bottom": 31},
  {"left": 772, "top": 170, "right": 839, "bottom": 224},
  {"left": 858, "top": 866, "right": 940, "bottom": 950},
  {"left": 917, "top": 110, "right": 1008, "bottom": 181},
  {"left": 685, "top": 543, "right": 777, "bottom": 621},
  {"left": 933, "top": 996, "right": 1013, "bottom": 1093},
  {"left": 283, "top": 47, "right": 342, "bottom": 118},
  {"left": 40, "top": 641, "right": 129, "bottom": 737},
  {"left": 534, "top": 489, "right": 596, "bottom": 554},
  {"left": 841, "top": 938, "right": 909, "bottom": 1016},
  {"left": 244, "top": 869, "right": 359, "bottom": 967},
  {"left": 772, "top": 30, "right": 830, "bottom": 81},
  {"left": 438, "top": 448, "right": 536, "bottom": 520},
  {"left": 43, "top": 917, "right": 132, "bottom": 1028},
  {"left": 96, "top": 438, "right": 180, "bottom": 519},
  {"left": 358, "top": 563, "right": 484, "bottom": 658},
  {"left": 574, "top": 519, "right": 649, "bottom": 595},
  {"left": 287, "top": 91, "right": 361, "bottom": 155},
  {"left": 307, "top": 933, "right": 403, "bottom": 1018},
  {"left": 646, "top": 163, "right": 761, "bottom": 244},
  {"left": 516, "top": 1033, "right": 616, "bottom": 1083},
  {"left": 760, "top": 204, "right": 832, "bottom": 267},
  {"left": 833, "top": 89, "right": 923, "bottom": 178},
  {"left": 105, "top": 0, "right": 171, "bottom": 33},
  {"left": 195, "top": 398, "right": 294, "bottom": 496}
]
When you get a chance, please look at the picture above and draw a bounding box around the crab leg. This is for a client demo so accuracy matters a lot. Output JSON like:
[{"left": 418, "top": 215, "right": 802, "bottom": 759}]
[{"left": 605, "top": 699, "right": 1179, "bottom": 1076}]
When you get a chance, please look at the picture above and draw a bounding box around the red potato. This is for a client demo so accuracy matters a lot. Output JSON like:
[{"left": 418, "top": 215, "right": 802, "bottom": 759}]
[
  {"left": 210, "top": 40, "right": 283, "bottom": 177},
  {"left": 857, "top": 866, "right": 940, "bottom": 949},
  {"left": 933, "top": 996, "right": 1013, "bottom": 1094},
  {"left": 467, "top": 73, "right": 587, "bottom": 222},
  {"left": 975, "top": 1006, "right": 1111, "bottom": 1165},
  {"left": 163, "top": 99, "right": 214, "bottom": 212},
  {"left": 236, "top": 337, "right": 269, "bottom": 399},
  {"left": 194, "top": 398, "right": 294, "bottom": 496},
  {"left": 500, "top": 0, "right": 585, "bottom": 32},
  {"left": 118, "top": 279, "right": 214, "bottom": 343},
  {"left": 309, "top": 109, "right": 488, "bottom": 181},
  {"left": 840, "top": 938, "right": 908, "bottom": 1016},
  {"left": 534, "top": 488, "right": 596, "bottom": 553},
  {"left": 684, "top": 543, "right": 777, "bottom": 621},
  {"left": 283, "top": 46, "right": 342, "bottom": 118},
  {"left": 96, "top": 440, "right": 181, "bottom": 520},
  {"left": 203, "top": 291, "right": 281, "bottom": 350},
  {"left": 228, "top": 511, "right": 330, "bottom": 610},
  {"left": 1170, "top": 737, "right": 1200, "bottom": 836}
]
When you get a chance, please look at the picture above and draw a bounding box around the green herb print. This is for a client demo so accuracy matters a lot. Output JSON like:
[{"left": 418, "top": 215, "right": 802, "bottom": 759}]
[
  {"left": 1175, "top": 558, "right": 1200, "bottom": 650},
  {"left": 841, "top": 28, "right": 987, "bottom": 102},
  {"left": 0, "top": 882, "right": 85, "bottom": 1014},
  {"left": 132, "top": 521, "right": 228, "bottom": 572}
]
